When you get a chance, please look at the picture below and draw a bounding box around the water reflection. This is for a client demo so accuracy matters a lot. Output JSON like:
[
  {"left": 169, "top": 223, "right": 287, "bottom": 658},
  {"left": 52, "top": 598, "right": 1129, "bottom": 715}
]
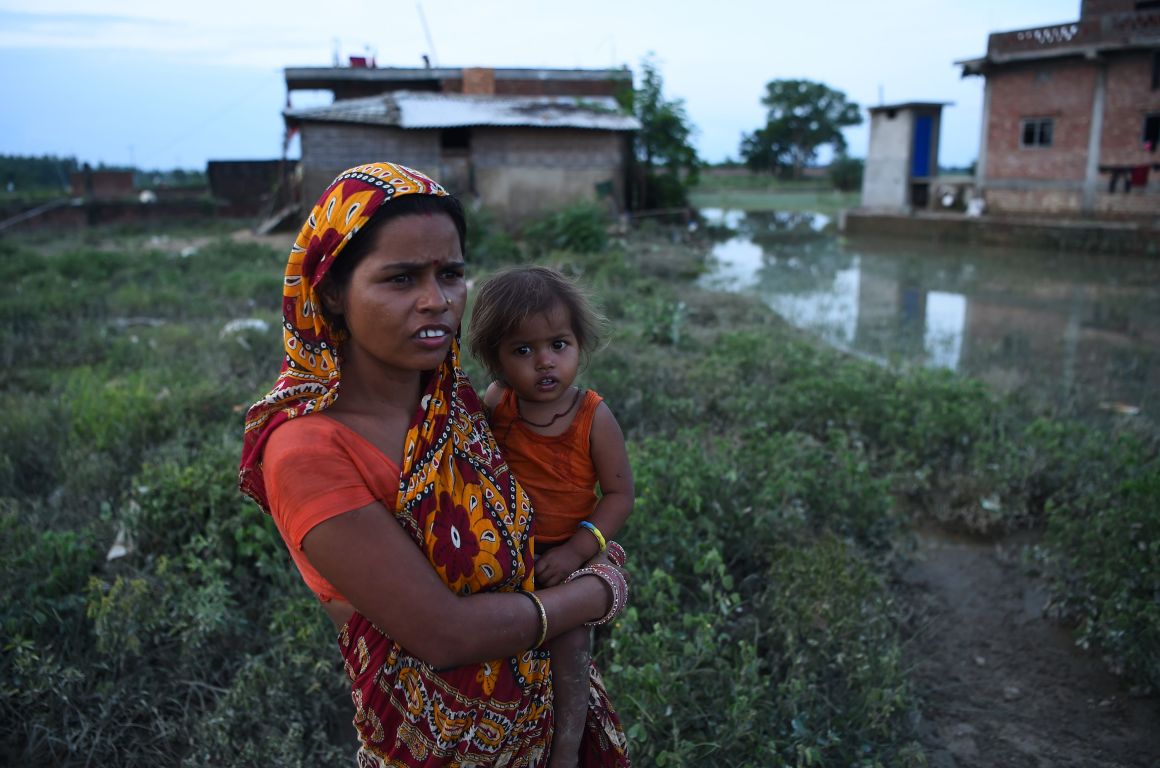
[{"left": 699, "top": 209, "right": 1160, "bottom": 414}]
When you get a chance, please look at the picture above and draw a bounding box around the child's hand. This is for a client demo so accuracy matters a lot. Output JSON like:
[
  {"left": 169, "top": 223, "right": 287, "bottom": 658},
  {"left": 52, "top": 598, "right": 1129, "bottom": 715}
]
[{"left": 535, "top": 543, "right": 587, "bottom": 587}]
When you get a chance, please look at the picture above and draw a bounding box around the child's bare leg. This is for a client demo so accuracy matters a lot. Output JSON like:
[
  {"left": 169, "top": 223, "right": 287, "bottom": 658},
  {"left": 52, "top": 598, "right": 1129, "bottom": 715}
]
[{"left": 546, "top": 625, "right": 590, "bottom": 768}]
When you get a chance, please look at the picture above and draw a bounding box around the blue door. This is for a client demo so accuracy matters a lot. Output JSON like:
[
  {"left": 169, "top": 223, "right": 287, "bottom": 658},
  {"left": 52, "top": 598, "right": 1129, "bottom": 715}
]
[{"left": 912, "top": 115, "right": 932, "bottom": 179}]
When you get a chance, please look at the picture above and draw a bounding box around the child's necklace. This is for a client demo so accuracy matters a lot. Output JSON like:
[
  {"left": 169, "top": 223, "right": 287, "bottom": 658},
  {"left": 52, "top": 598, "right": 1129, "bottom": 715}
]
[{"left": 517, "top": 388, "right": 581, "bottom": 428}]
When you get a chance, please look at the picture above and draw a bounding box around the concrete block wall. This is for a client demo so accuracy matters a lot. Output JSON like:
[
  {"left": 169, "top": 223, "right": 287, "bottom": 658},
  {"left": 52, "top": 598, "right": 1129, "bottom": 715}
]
[
  {"left": 472, "top": 128, "right": 627, "bottom": 220},
  {"left": 297, "top": 124, "right": 628, "bottom": 222},
  {"left": 298, "top": 125, "right": 440, "bottom": 204},
  {"left": 862, "top": 110, "right": 913, "bottom": 210}
]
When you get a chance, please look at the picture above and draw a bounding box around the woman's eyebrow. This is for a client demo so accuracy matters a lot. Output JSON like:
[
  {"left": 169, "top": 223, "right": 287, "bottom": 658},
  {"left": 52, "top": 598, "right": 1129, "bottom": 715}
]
[{"left": 373, "top": 259, "right": 465, "bottom": 272}]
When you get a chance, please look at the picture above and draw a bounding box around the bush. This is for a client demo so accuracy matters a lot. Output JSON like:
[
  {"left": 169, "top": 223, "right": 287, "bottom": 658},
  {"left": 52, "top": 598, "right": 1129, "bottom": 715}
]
[
  {"left": 829, "top": 155, "right": 864, "bottom": 192},
  {"left": 464, "top": 204, "right": 523, "bottom": 268},
  {"left": 757, "top": 538, "right": 922, "bottom": 767},
  {"left": 523, "top": 203, "right": 609, "bottom": 257},
  {"left": 1041, "top": 466, "right": 1160, "bottom": 692}
]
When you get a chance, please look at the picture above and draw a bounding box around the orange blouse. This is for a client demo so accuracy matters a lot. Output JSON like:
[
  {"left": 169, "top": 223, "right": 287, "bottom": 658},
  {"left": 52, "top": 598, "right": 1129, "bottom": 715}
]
[
  {"left": 262, "top": 414, "right": 400, "bottom": 602},
  {"left": 490, "top": 388, "right": 602, "bottom": 545}
]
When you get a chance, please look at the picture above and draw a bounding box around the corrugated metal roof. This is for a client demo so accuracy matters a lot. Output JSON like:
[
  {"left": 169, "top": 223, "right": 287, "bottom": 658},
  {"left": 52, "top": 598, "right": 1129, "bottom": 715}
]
[
  {"left": 284, "top": 92, "right": 640, "bottom": 131},
  {"left": 284, "top": 66, "right": 633, "bottom": 83}
]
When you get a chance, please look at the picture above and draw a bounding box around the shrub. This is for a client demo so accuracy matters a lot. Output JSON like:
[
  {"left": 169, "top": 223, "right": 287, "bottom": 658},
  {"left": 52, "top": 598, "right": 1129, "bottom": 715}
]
[
  {"left": 523, "top": 203, "right": 609, "bottom": 257},
  {"left": 1041, "top": 467, "right": 1160, "bottom": 693},
  {"left": 757, "top": 538, "right": 922, "bottom": 767},
  {"left": 464, "top": 204, "right": 523, "bottom": 268},
  {"left": 829, "top": 155, "right": 864, "bottom": 192}
]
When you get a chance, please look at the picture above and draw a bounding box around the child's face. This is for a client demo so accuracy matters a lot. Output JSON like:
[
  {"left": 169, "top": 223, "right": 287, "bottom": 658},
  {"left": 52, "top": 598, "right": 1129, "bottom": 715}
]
[{"left": 497, "top": 303, "right": 580, "bottom": 403}]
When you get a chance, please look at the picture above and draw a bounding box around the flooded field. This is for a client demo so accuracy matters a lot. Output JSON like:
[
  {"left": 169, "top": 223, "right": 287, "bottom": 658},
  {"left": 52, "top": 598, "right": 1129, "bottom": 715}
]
[{"left": 700, "top": 208, "right": 1160, "bottom": 418}]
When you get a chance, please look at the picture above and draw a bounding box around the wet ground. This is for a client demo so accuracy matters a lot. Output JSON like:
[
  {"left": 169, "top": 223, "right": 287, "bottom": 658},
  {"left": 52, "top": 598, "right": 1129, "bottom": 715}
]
[{"left": 899, "top": 529, "right": 1160, "bottom": 768}]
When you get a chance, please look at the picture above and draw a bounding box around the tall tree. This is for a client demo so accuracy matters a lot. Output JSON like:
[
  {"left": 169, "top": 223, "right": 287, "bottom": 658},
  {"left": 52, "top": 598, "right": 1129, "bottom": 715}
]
[
  {"left": 623, "top": 54, "right": 700, "bottom": 208},
  {"left": 740, "top": 79, "right": 862, "bottom": 178}
]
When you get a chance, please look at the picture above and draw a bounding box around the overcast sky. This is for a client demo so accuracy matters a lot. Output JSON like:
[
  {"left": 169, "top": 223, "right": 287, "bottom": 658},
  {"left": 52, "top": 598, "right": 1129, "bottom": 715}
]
[{"left": 0, "top": 0, "right": 1079, "bottom": 171}]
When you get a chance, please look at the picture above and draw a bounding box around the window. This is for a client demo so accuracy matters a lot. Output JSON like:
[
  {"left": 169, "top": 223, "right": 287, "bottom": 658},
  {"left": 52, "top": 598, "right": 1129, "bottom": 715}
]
[
  {"left": 1144, "top": 113, "right": 1160, "bottom": 152},
  {"left": 440, "top": 128, "right": 470, "bottom": 150},
  {"left": 1021, "top": 118, "right": 1054, "bottom": 148}
]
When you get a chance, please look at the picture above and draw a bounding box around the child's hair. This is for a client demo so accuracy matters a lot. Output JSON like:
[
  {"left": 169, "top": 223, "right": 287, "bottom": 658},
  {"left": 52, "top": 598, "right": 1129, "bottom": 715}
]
[{"left": 469, "top": 266, "right": 606, "bottom": 381}]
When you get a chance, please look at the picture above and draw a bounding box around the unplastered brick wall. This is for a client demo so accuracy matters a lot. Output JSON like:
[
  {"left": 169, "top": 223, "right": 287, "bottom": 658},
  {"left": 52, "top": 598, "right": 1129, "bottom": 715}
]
[
  {"left": 1081, "top": 0, "right": 1137, "bottom": 18},
  {"left": 985, "top": 188, "right": 1083, "bottom": 215},
  {"left": 1099, "top": 51, "right": 1160, "bottom": 167},
  {"left": 1094, "top": 191, "right": 1160, "bottom": 217},
  {"left": 986, "top": 59, "right": 1096, "bottom": 181}
]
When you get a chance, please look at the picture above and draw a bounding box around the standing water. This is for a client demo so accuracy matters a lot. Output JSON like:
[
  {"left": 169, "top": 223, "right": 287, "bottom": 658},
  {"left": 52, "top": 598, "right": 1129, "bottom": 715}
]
[{"left": 699, "top": 209, "right": 1160, "bottom": 417}]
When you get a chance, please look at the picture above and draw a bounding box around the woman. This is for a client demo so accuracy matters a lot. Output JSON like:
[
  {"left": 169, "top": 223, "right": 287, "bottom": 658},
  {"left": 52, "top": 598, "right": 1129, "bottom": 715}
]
[{"left": 239, "top": 162, "right": 631, "bottom": 767}]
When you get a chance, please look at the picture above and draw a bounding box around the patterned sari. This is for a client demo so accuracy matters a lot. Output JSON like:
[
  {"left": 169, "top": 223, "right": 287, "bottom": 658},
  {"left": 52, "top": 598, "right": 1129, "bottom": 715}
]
[{"left": 239, "top": 162, "right": 629, "bottom": 767}]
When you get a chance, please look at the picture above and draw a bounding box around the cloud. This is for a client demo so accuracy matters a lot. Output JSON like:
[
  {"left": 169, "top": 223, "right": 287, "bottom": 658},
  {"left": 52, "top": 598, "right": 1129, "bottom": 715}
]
[
  {"left": 0, "top": 8, "right": 324, "bottom": 68},
  {"left": 0, "top": 9, "right": 175, "bottom": 47}
]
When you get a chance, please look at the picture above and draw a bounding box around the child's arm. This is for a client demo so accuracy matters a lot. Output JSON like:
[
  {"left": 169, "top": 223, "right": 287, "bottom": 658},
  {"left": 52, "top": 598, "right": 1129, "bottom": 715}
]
[
  {"left": 536, "top": 402, "right": 634, "bottom": 586},
  {"left": 585, "top": 402, "right": 634, "bottom": 542}
]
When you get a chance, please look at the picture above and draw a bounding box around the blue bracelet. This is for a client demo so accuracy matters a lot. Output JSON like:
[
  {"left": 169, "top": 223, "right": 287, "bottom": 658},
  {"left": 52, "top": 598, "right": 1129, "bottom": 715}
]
[{"left": 579, "top": 520, "right": 607, "bottom": 551}]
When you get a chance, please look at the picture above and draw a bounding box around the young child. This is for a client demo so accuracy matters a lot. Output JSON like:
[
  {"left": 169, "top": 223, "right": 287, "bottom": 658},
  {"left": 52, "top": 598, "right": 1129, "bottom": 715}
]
[{"left": 469, "top": 265, "right": 634, "bottom": 768}]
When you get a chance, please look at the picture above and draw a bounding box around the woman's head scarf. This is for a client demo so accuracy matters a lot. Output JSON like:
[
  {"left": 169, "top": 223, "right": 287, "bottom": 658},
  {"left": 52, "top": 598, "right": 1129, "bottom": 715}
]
[{"left": 238, "top": 161, "right": 447, "bottom": 511}]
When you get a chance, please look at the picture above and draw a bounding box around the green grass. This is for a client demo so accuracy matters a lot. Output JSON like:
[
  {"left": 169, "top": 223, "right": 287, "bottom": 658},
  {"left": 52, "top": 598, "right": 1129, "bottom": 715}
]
[
  {"left": 690, "top": 188, "right": 860, "bottom": 215},
  {"left": 690, "top": 172, "right": 860, "bottom": 214}
]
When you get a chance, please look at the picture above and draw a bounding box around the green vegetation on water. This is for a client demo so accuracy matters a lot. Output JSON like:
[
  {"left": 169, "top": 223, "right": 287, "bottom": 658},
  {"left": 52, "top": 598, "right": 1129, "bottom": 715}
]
[{"left": 1, "top": 205, "right": 1156, "bottom": 765}]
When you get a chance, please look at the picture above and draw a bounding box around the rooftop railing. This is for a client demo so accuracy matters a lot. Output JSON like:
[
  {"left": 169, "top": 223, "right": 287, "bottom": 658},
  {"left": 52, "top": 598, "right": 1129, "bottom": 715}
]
[{"left": 1101, "top": 9, "right": 1160, "bottom": 42}]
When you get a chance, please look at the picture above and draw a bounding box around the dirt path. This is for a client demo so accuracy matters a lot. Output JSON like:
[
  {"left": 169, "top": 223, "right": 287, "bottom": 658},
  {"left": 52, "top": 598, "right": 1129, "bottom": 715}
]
[{"left": 899, "top": 529, "right": 1160, "bottom": 768}]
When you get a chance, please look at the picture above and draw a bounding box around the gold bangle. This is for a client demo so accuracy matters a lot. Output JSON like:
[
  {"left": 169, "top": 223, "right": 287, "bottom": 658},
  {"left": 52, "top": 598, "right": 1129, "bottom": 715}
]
[
  {"left": 578, "top": 520, "right": 607, "bottom": 552},
  {"left": 517, "top": 589, "right": 548, "bottom": 649}
]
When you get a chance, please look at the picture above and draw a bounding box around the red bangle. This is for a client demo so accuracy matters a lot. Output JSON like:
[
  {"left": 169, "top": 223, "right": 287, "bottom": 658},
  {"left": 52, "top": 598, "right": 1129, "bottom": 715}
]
[
  {"left": 565, "top": 562, "right": 628, "bottom": 626},
  {"left": 607, "top": 540, "right": 627, "bottom": 567}
]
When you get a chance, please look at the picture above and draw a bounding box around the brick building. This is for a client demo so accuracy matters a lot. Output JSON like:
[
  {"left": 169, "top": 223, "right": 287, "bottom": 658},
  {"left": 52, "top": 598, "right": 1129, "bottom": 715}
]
[
  {"left": 958, "top": 0, "right": 1160, "bottom": 217},
  {"left": 282, "top": 64, "right": 640, "bottom": 221},
  {"left": 68, "top": 167, "right": 135, "bottom": 200}
]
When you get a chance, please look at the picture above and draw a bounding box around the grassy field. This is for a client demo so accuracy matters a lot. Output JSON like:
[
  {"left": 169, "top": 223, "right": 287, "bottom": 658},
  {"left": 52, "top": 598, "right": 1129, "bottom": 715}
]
[
  {"left": 1, "top": 207, "right": 1155, "bottom": 766},
  {"left": 689, "top": 173, "right": 859, "bottom": 215}
]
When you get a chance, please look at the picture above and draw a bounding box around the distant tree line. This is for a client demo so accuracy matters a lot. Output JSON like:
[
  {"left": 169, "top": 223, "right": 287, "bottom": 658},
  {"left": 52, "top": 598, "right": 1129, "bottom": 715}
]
[
  {"left": 0, "top": 154, "right": 80, "bottom": 193},
  {"left": 0, "top": 154, "right": 207, "bottom": 196},
  {"left": 624, "top": 70, "right": 866, "bottom": 197}
]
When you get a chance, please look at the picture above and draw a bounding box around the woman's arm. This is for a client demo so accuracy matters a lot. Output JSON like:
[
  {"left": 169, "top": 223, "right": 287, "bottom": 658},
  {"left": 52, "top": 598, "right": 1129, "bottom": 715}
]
[{"left": 302, "top": 500, "right": 612, "bottom": 669}]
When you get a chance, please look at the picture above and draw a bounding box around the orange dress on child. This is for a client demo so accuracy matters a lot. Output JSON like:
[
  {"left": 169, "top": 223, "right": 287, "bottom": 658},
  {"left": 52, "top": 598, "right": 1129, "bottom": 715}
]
[{"left": 490, "top": 388, "right": 602, "bottom": 546}]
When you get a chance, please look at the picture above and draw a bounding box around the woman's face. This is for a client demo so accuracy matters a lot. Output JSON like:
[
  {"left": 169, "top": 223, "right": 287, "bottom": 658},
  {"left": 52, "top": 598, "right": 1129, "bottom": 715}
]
[{"left": 326, "top": 212, "right": 467, "bottom": 377}]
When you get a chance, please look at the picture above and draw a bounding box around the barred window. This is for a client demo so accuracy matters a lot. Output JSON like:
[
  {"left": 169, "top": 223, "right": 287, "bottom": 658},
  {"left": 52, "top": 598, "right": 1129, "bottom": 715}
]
[
  {"left": 1020, "top": 118, "right": 1054, "bottom": 148},
  {"left": 1144, "top": 114, "right": 1160, "bottom": 151}
]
